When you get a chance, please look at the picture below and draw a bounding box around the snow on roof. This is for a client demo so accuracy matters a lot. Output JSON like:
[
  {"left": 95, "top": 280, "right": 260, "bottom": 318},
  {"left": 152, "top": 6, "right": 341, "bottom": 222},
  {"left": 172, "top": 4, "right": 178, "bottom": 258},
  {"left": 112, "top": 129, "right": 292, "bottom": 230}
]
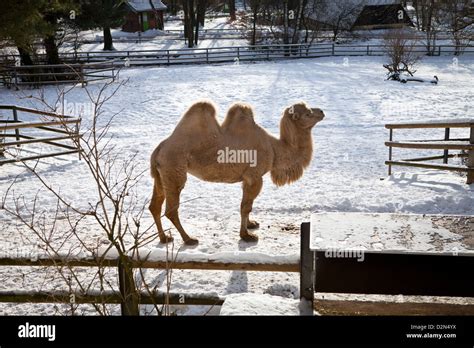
[
  {"left": 127, "top": 0, "right": 167, "bottom": 12},
  {"left": 308, "top": 0, "right": 402, "bottom": 26}
]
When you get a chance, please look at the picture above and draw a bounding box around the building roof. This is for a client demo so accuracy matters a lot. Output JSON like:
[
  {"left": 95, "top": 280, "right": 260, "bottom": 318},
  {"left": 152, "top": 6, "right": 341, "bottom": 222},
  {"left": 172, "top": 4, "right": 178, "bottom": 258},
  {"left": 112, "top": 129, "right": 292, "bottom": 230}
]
[
  {"left": 352, "top": 4, "right": 413, "bottom": 28},
  {"left": 126, "top": 0, "right": 167, "bottom": 12},
  {"left": 308, "top": 0, "right": 406, "bottom": 28}
]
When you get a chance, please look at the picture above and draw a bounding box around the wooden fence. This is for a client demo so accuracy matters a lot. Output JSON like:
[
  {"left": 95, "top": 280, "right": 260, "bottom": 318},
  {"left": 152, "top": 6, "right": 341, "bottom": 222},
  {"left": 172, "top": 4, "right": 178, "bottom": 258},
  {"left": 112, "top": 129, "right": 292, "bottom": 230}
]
[
  {"left": 0, "top": 105, "right": 81, "bottom": 165},
  {"left": 385, "top": 119, "right": 474, "bottom": 184},
  {"left": 2, "top": 43, "right": 473, "bottom": 69},
  {"left": 0, "top": 60, "right": 119, "bottom": 89},
  {"left": 0, "top": 251, "right": 300, "bottom": 315}
]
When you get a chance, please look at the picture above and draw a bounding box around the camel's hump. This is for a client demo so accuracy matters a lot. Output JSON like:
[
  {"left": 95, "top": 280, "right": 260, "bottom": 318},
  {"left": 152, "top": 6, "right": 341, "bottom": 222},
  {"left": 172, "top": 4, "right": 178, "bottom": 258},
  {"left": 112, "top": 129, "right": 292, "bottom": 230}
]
[
  {"left": 221, "top": 102, "right": 255, "bottom": 132},
  {"left": 183, "top": 100, "right": 217, "bottom": 118},
  {"left": 174, "top": 100, "right": 220, "bottom": 135}
]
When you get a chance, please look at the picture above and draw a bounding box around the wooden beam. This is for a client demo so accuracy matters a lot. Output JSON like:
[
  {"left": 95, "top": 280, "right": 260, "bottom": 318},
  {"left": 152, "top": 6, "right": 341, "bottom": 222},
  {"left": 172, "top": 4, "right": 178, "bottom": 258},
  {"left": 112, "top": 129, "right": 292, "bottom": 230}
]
[
  {"left": 314, "top": 251, "right": 474, "bottom": 297},
  {"left": 0, "top": 256, "right": 300, "bottom": 273},
  {"left": 314, "top": 293, "right": 474, "bottom": 316},
  {"left": 0, "top": 290, "right": 224, "bottom": 306},
  {"left": 385, "top": 160, "right": 472, "bottom": 173},
  {"left": 403, "top": 154, "right": 467, "bottom": 162},
  {"left": 385, "top": 141, "right": 474, "bottom": 150},
  {"left": 0, "top": 119, "right": 80, "bottom": 131},
  {"left": 0, "top": 105, "right": 76, "bottom": 118},
  {"left": 386, "top": 120, "right": 474, "bottom": 129},
  {"left": 300, "top": 222, "right": 314, "bottom": 301},
  {"left": 0, "top": 149, "right": 81, "bottom": 165},
  {"left": 1, "top": 134, "right": 80, "bottom": 147}
]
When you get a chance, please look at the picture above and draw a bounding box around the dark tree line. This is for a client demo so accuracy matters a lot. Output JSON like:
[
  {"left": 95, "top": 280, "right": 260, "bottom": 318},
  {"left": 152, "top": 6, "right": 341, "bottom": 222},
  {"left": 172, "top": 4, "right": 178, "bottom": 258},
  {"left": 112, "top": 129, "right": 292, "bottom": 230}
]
[{"left": 0, "top": 0, "right": 127, "bottom": 65}]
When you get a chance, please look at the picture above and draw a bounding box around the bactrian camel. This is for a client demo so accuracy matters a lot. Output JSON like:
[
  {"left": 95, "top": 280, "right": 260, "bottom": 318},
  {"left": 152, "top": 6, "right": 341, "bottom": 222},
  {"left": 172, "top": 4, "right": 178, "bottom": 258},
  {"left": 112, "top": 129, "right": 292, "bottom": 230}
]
[{"left": 149, "top": 101, "right": 325, "bottom": 245}]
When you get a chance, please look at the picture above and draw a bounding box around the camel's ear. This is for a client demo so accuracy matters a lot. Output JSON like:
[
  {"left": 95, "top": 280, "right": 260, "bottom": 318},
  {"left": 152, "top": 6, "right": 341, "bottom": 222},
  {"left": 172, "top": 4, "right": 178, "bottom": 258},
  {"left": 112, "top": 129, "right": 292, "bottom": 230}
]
[{"left": 287, "top": 106, "right": 300, "bottom": 121}]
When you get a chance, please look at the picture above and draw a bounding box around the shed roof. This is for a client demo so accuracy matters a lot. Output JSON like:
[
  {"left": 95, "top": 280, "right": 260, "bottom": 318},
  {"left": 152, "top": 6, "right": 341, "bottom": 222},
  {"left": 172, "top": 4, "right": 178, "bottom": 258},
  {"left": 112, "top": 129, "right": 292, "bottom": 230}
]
[
  {"left": 127, "top": 0, "right": 167, "bottom": 12},
  {"left": 352, "top": 4, "right": 414, "bottom": 28}
]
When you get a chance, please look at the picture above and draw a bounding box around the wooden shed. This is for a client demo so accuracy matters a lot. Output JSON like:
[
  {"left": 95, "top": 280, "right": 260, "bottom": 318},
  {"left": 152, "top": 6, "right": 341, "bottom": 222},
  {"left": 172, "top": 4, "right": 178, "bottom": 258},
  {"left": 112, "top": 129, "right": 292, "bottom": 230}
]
[
  {"left": 122, "top": 0, "right": 167, "bottom": 32},
  {"left": 352, "top": 4, "right": 414, "bottom": 30}
]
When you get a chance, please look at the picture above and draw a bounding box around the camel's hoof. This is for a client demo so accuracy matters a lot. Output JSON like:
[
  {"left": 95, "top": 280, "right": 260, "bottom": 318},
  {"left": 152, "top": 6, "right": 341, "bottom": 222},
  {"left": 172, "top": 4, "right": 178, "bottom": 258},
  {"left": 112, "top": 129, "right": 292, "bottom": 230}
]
[
  {"left": 247, "top": 220, "right": 260, "bottom": 229},
  {"left": 184, "top": 237, "right": 199, "bottom": 246},
  {"left": 159, "top": 234, "right": 174, "bottom": 244},
  {"left": 240, "top": 231, "right": 259, "bottom": 242}
]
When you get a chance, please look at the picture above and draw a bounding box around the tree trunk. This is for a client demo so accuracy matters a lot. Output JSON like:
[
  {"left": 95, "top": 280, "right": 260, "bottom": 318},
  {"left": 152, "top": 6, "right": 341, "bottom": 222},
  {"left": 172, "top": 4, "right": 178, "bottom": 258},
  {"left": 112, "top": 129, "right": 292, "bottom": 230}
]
[
  {"left": 43, "top": 35, "right": 61, "bottom": 64},
  {"left": 292, "top": 0, "right": 305, "bottom": 44},
  {"left": 183, "top": 0, "right": 195, "bottom": 48},
  {"left": 252, "top": 6, "right": 258, "bottom": 46},
  {"left": 283, "top": 0, "right": 289, "bottom": 45},
  {"left": 17, "top": 47, "right": 33, "bottom": 66},
  {"left": 229, "top": 0, "right": 236, "bottom": 21},
  {"left": 103, "top": 27, "right": 114, "bottom": 51}
]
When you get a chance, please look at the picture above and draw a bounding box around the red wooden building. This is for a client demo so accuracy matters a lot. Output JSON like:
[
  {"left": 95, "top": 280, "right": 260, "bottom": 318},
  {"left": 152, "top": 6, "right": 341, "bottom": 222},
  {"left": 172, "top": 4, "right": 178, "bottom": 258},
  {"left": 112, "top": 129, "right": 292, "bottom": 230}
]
[{"left": 122, "top": 0, "right": 167, "bottom": 32}]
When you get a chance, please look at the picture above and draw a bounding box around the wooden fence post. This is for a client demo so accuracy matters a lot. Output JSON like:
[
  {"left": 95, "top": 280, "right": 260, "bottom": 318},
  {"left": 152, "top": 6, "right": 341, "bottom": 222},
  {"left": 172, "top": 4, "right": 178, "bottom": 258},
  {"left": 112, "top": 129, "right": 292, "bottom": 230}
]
[
  {"left": 118, "top": 258, "right": 139, "bottom": 316},
  {"left": 388, "top": 128, "right": 393, "bottom": 176},
  {"left": 443, "top": 127, "right": 450, "bottom": 164},
  {"left": 12, "top": 106, "right": 20, "bottom": 146},
  {"left": 332, "top": 44, "right": 335, "bottom": 55},
  {"left": 468, "top": 126, "right": 474, "bottom": 185},
  {"left": 300, "top": 222, "right": 314, "bottom": 302}
]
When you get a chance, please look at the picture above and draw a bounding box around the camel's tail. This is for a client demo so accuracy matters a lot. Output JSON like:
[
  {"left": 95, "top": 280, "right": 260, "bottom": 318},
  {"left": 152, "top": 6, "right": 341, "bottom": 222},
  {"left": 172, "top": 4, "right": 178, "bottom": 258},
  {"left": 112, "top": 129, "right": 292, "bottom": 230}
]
[{"left": 150, "top": 144, "right": 162, "bottom": 180}]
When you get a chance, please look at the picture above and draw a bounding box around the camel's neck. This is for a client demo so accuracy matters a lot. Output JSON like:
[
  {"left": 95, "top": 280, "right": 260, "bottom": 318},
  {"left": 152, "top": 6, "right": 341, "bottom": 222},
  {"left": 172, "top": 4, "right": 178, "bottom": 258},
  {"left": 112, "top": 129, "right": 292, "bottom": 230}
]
[{"left": 270, "top": 121, "right": 313, "bottom": 186}]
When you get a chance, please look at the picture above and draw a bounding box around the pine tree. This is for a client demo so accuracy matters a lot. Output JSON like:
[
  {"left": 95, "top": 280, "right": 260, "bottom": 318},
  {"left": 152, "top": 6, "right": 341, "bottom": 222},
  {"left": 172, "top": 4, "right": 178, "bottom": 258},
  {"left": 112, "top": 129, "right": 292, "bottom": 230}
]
[{"left": 75, "top": 0, "right": 127, "bottom": 51}]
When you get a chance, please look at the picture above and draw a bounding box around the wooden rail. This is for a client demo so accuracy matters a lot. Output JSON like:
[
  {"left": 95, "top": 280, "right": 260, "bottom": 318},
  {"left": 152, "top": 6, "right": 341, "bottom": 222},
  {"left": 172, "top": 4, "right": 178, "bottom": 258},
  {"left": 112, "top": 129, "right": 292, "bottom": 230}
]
[
  {"left": 0, "top": 60, "right": 118, "bottom": 89},
  {"left": 0, "top": 251, "right": 299, "bottom": 314},
  {"left": 0, "top": 105, "right": 81, "bottom": 165},
  {"left": 385, "top": 119, "right": 474, "bottom": 184},
  {"left": 1, "top": 44, "right": 473, "bottom": 71}
]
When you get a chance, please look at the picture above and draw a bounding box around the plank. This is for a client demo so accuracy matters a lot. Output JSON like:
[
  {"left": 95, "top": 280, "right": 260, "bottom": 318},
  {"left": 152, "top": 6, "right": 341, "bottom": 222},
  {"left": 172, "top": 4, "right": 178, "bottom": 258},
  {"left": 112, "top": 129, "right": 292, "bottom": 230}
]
[
  {"left": 385, "top": 119, "right": 474, "bottom": 129},
  {"left": 386, "top": 160, "right": 472, "bottom": 173},
  {"left": 0, "top": 119, "right": 80, "bottom": 130},
  {"left": 314, "top": 293, "right": 474, "bottom": 315},
  {"left": 385, "top": 141, "right": 474, "bottom": 150},
  {"left": 0, "top": 256, "right": 299, "bottom": 273},
  {"left": 0, "top": 290, "right": 224, "bottom": 305}
]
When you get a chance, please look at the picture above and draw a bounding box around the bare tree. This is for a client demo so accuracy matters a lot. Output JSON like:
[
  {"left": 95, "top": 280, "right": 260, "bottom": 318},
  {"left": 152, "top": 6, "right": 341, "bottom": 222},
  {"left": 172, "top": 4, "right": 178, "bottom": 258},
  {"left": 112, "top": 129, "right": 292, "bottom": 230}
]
[
  {"left": 383, "top": 29, "right": 422, "bottom": 78},
  {"left": 317, "top": 0, "right": 364, "bottom": 42},
  {"left": 1, "top": 81, "right": 178, "bottom": 316},
  {"left": 439, "top": 0, "right": 474, "bottom": 55},
  {"left": 249, "top": 0, "right": 262, "bottom": 45}
]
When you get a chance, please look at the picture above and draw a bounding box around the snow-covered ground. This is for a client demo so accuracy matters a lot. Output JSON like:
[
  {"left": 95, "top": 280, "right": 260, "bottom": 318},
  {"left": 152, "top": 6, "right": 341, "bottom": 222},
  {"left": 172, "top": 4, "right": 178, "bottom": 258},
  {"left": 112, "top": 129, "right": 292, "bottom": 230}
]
[{"left": 0, "top": 54, "right": 473, "bottom": 315}]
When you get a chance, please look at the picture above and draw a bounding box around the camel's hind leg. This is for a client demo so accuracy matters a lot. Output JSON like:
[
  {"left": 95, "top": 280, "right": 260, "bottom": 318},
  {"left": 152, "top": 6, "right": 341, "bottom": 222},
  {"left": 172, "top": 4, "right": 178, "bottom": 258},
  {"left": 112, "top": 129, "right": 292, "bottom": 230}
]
[
  {"left": 162, "top": 173, "right": 199, "bottom": 246},
  {"left": 149, "top": 176, "right": 173, "bottom": 244},
  {"left": 240, "top": 177, "right": 263, "bottom": 242}
]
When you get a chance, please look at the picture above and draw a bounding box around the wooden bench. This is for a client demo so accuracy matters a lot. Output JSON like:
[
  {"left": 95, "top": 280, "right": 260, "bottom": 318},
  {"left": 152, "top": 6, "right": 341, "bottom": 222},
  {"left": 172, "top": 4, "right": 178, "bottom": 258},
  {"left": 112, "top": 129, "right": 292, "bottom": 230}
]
[
  {"left": 300, "top": 213, "right": 474, "bottom": 315},
  {"left": 385, "top": 119, "right": 474, "bottom": 184}
]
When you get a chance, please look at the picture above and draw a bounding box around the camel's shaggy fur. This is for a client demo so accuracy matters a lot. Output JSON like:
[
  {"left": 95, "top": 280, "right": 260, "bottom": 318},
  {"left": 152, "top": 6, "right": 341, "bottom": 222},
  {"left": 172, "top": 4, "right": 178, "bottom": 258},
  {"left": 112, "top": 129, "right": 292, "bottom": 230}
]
[{"left": 149, "top": 100, "right": 324, "bottom": 245}]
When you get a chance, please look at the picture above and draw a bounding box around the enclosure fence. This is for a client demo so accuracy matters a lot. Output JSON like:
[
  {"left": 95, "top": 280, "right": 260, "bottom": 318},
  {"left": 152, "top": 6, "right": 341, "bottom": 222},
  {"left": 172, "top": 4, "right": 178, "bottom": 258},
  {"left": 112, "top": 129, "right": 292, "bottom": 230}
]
[
  {"left": 1, "top": 43, "right": 473, "bottom": 71},
  {"left": 0, "top": 105, "right": 82, "bottom": 165}
]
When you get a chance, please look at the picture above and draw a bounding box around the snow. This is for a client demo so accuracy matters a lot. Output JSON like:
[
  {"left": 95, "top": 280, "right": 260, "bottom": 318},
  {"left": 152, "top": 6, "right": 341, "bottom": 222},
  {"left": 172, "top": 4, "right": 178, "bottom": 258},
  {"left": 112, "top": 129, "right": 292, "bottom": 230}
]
[
  {"left": 1, "top": 54, "right": 473, "bottom": 315},
  {"left": 310, "top": 213, "right": 473, "bottom": 255},
  {"left": 220, "top": 293, "right": 312, "bottom": 315}
]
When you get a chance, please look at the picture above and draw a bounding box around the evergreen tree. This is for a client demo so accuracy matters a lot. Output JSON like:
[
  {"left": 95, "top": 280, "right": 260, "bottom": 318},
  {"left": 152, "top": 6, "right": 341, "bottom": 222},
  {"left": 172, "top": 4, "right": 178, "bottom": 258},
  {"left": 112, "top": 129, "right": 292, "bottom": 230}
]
[{"left": 75, "top": 0, "right": 127, "bottom": 51}]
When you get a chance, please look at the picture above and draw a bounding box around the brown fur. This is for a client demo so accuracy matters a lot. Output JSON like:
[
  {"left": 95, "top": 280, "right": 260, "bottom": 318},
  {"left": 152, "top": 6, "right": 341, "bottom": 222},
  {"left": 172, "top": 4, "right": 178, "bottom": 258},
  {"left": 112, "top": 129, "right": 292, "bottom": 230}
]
[{"left": 149, "top": 100, "right": 324, "bottom": 245}]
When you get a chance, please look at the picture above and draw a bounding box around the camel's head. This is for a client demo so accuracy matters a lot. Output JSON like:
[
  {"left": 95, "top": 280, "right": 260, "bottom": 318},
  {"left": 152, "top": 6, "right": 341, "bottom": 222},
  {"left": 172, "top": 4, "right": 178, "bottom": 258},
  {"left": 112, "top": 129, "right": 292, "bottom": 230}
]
[{"left": 284, "top": 102, "right": 325, "bottom": 130}]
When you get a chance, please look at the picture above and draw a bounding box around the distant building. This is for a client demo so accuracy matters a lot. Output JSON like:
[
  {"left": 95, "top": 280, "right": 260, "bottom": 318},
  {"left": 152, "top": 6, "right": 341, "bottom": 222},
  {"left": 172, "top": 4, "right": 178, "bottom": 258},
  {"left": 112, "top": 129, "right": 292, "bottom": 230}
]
[
  {"left": 122, "top": 0, "right": 167, "bottom": 32},
  {"left": 352, "top": 3, "right": 414, "bottom": 30},
  {"left": 307, "top": 0, "right": 414, "bottom": 32}
]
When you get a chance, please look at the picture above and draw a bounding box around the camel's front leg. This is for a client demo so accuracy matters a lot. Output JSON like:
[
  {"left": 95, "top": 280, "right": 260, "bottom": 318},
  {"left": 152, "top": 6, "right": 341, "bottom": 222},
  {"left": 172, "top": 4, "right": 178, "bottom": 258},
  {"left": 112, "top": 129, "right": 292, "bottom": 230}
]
[{"left": 240, "top": 177, "right": 263, "bottom": 242}]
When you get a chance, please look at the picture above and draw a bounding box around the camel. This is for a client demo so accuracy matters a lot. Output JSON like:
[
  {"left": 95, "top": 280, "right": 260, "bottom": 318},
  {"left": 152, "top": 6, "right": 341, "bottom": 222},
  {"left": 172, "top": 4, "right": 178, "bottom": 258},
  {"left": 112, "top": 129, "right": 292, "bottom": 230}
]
[{"left": 149, "top": 100, "right": 325, "bottom": 245}]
